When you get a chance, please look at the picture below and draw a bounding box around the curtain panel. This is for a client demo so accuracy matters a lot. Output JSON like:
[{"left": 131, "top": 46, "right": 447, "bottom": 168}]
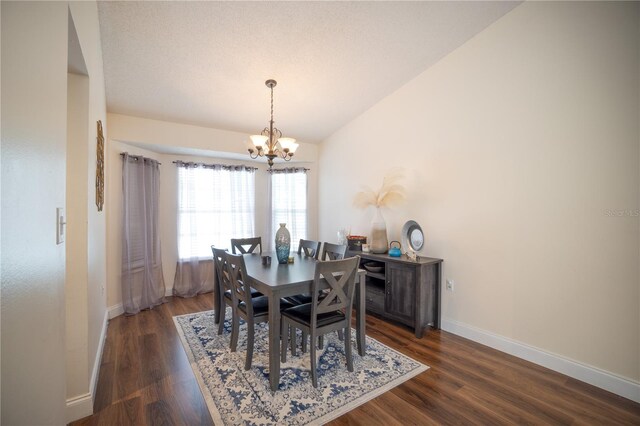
[
  {"left": 267, "top": 167, "right": 309, "bottom": 251},
  {"left": 173, "top": 161, "right": 257, "bottom": 297},
  {"left": 121, "top": 153, "right": 166, "bottom": 315}
]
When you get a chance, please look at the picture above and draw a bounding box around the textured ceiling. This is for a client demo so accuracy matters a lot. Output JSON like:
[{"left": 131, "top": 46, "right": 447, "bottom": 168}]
[{"left": 98, "top": 1, "right": 519, "bottom": 143}]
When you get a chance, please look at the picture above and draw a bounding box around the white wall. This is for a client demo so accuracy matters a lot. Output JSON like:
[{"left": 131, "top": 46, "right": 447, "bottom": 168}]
[
  {"left": 1, "top": 2, "right": 108, "bottom": 423},
  {"left": 65, "top": 2, "right": 108, "bottom": 421},
  {"left": 66, "top": 70, "right": 90, "bottom": 403},
  {"left": 65, "top": 2, "right": 106, "bottom": 421},
  {"left": 68, "top": 3, "right": 109, "bottom": 410},
  {"left": 1, "top": 2, "right": 70, "bottom": 424},
  {"left": 106, "top": 114, "right": 318, "bottom": 311},
  {"left": 318, "top": 0, "right": 639, "bottom": 394}
]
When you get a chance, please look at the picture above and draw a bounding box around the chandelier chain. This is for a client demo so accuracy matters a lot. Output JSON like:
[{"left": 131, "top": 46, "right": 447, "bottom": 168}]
[{"left": 270, "top": 85, "right": 274, "bottom": 124}]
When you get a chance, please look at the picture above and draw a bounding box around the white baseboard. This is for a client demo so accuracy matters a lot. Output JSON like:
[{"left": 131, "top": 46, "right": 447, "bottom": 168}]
[
  {"left": 66, "top": 392, "right": 93, "bottom": 422},
  {"left": 108, "top": 303, "right": 124, "bottom": 319},
  {"left": 66, "top": 309, "right": 110, "bottom": 422},
  {"left": 441, "top": 318, "right": 640, "bottom": 404},
  {"left": 90, "top": 310, "right": 109, "bottom": 397}
]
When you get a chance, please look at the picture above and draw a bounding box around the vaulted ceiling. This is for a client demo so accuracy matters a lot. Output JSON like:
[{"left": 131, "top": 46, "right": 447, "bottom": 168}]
[{"left": 98, "top": 1, "right": 519, "bottom": 143}]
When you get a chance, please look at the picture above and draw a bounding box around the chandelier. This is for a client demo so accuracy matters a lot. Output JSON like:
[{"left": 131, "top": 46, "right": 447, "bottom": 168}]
[{"left": 248, "top": 79, "right": 298, "bottom": 168}]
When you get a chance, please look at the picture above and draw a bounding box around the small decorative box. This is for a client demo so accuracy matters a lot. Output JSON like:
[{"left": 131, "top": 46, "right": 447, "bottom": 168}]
[{"left": 347, "top": 235, "right": 367, "bottom": 251}]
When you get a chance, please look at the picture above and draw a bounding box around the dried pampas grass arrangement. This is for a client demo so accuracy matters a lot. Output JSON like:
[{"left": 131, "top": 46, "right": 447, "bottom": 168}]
[{"left": 354, "top": 168, "right": 406, "bottom": 209}]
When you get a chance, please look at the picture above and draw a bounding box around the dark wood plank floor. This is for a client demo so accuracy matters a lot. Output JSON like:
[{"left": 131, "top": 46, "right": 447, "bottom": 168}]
[{"left": 71, "top": 294, "right": 640, "bottom": 425}]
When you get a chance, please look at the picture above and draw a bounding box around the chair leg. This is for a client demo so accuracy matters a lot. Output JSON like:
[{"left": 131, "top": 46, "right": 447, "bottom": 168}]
[
  {"left": 301, "top": 331, "right": 308, "bottom": 353},
  {"left": 310, "top": 331, "right": 318, "bottom": 388},
  {"left": 344, "top": 327, "right": 353, "bottom": 372},
  {"left": 245, "top": 320, "right": 254, "bottom": 370},
  {"left": 281, "top": 320, "right": 288, "bottom": 363},
  {"left": 214, "top": 294, "right": 222, "bottom": 324},
  {"left": 318, "top": 335, "right": 324, "bottom": 349},
  {"left": 290, "top": 327, "right": 297, "bottom": 357},
  {"left": 230, "top": 312, "right": 239, "bottom": 352},
  {"left": 217, "top": 306, "right": 225, "bottom": 335},
  {"left": 337, "top": 329, "right": 344, "bottom": 341}
]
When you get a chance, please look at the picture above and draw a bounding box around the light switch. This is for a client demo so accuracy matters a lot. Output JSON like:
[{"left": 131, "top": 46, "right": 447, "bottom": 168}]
[{"left": 56, "top": 207, "right": 66, "bottom": 244}]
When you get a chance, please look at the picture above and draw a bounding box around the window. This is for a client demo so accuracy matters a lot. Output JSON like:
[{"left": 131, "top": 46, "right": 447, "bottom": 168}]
[
  {"left": 177, "top": 163, "right": 256, "bottom": 259},
  {"left": 270, "top": 168, "right": 308, "bottom": 252}
]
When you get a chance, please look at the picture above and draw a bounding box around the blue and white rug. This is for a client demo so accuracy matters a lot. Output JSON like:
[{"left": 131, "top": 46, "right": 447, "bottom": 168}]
[{"left": 173, "top": 309, "right": 428, "bottom": 425}]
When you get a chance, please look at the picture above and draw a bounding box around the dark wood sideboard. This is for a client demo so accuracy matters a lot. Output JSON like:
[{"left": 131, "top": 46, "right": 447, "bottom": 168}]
[{"left": 348, "top": 251, "right": 443, "bottom": 338}]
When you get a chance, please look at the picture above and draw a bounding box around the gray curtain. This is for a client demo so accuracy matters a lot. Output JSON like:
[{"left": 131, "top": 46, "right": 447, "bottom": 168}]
[
  {"left": 121, "top": 153, "right": 166, "bottom": 314},
  {"left": 173, "top": 258, "right": 215, "bottom": 298}
]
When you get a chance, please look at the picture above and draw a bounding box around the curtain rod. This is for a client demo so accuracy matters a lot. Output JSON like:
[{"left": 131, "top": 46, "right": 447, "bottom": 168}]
[
  {"left": 268, "top": 167, "right": 310, "bottom": 174},
  {"left": 172, "top": 160, "right": 258, "bottom": 171},
  {"left": 120, "top": 152, "right": 162, "bottom": 164}
]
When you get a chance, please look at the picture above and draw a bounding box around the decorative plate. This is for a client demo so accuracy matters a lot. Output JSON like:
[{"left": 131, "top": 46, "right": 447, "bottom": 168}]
[{"left": 401, "top": 220, "right": 424, "bottom": 252}]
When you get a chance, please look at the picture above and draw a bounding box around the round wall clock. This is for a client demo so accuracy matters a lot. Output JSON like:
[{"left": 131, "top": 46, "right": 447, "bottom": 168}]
[{"left": 401, "top": 220, "right": 424, "bottom": 252}]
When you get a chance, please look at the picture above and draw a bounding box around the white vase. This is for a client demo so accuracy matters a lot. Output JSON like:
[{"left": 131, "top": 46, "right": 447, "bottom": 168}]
[{"left": 370, "top": 208, "right": 388, "bottom": 254}]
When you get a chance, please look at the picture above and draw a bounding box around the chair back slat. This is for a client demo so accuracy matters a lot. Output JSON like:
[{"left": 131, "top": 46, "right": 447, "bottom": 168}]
[
  {"left": 321, "top": 242, "right": 347, "bottom": 260},
  {"left": 298, "top": 239, "right": 321, "bottom": 260},
  {"left": 223, "top": 252, "right": 253, "bottom": 312},
  {"left": 211, "top": 245, "right": 220, "bottom": 281},
  {"left": 312, "top": 256, "right": 359, "bottom": 317},
  {"left": 231, "top": 237, "right": 262, "bottom": 255},
  {"left": 212, "top": 246, "right": 232, "bottom": 293}
]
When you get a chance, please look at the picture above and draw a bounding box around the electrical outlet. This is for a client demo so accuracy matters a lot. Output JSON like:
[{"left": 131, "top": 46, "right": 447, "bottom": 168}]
[{"left": 446, "top": 279, "right": 454, "bottom": 291}]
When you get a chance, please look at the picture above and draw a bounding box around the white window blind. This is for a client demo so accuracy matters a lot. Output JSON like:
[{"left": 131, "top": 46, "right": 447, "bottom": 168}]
[
  {"left": 177, "top": 163, "right": 256, "bottom": 259},
  {"left": 270, "top": 168, "right": 308, "bottom": 252}
]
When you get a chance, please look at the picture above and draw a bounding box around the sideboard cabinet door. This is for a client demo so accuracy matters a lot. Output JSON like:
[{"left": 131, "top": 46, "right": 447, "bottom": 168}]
[{"left": 385, "top": 263, "right": 416, "bottom": 323}]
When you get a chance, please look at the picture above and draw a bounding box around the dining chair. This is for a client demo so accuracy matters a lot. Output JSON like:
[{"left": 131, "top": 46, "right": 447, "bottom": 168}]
[
  {"left": 288, "top": 241, "right": 348, "bottom": 347},
  {"left": 230, "top": 237, "right": 262, "bottom": 255},
  {"left": 224, "top": 251, "right": 293, "bottom": 370},
  {"left": 211, "top": 245, "right": 224, "bottom": 325},
  {"left": 321, "top": 242, "right": 347, "bottom": 260},
  {"left": 286, "top": 239, "right": 323, "bottom": 307},
  {"left": 280, "top": 256, "right": 360, "bottom": 387},
  {"left": 212, "top": 246, "right": 262, "bottom": 337},
  {"left": 212, "top": 247, "right": 238, "bottom": 338},
  {"left": 298, "top": 239, "right": 321, "bottom": 260}
]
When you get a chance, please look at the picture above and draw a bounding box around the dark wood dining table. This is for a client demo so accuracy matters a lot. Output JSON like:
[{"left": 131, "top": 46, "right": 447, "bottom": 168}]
[{"left": 216, "top": 252, "right": 367, "bottom": 392}]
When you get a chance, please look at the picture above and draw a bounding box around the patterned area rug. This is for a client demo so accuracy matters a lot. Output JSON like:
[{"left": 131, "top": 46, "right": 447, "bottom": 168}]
[{"left": 173, "top": 310, "right": 428, "bottom": 425}]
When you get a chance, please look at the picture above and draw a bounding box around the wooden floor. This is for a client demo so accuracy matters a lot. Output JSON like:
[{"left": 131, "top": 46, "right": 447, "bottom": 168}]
[{"left": 72, "top": 294, "right": 640, "bottom": 425}]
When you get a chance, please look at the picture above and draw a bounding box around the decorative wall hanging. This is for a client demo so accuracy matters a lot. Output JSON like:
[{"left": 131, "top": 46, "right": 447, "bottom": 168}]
[{"left": 96, "top": 120, "right": 105, "bottom": 211}]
